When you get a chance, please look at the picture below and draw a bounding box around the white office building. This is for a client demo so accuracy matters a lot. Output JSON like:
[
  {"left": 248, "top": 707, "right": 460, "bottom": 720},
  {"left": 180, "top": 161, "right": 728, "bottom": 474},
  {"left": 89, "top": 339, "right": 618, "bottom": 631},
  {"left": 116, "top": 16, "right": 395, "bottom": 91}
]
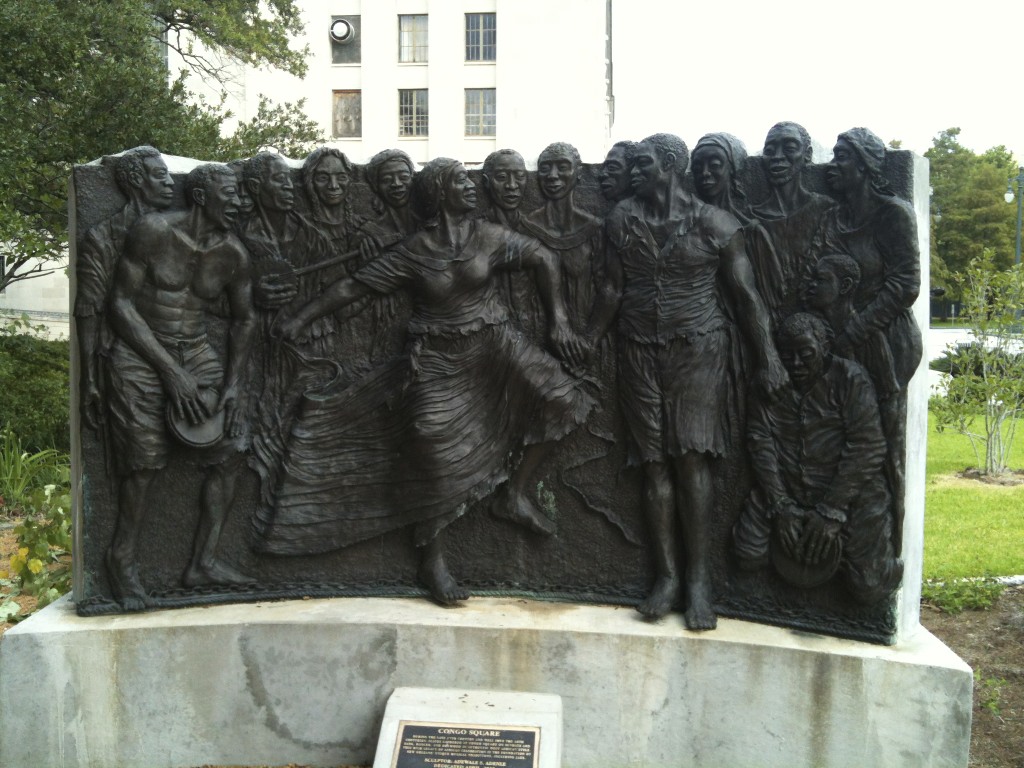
[{"left": 187, "top": 0, "right": 615, "bottom": 166}]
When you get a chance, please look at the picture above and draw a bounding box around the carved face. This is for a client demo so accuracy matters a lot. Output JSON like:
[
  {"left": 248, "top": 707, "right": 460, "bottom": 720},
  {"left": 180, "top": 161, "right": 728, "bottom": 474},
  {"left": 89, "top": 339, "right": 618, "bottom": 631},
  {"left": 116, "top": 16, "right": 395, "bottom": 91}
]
[
  {"left": 599, "top": 146, "right": 632, "bottom": 201},
  {"left": 631, "top": 142, "right": 672, "bottom": 201},
  {"left": 537, "top": 151, "right": 578, "bottom": 201},
  {"left": 312, "top": 155, "right": 350, "bottom": 208},
  {"left": 778, "top": 330, "right": 826, "bottom": 390},
  {"left": 202, "top": 172, "right": 242, "bottom": 231},
  {"left": 762, "top": 125, "right": 808, "bottom": 187},
  {"left": 691, "top": 145, "right": 730, "bottom": 203},
  {"left": 802, "top": 260, "right": 842, "bottom": 311},
  {"left": 256, "top": 156, "right": 295, "bottom": 212},
  {"left": 483, "top": 154, "right": 527, "bottom": 211},
  {"left": 232, "top": 169, "right": 255, "bottom": 217},
  {"left": 136, "top": 156, "right": 175, "bottom": 210},
  {"left": 377, "top": 159, "right": 414, "bottom": 209},
  {"left": 826, "top": 139, "right": 864, "bottom": 194},
  {"left": 443, "top": 164, "right": 477, "bottom": 214}
]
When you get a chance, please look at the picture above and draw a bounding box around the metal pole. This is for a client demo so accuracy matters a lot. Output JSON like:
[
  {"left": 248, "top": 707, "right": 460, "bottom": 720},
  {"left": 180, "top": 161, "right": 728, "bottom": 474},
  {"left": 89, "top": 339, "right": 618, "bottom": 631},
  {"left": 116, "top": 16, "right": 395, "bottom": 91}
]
[{"left": 1015, "top": 166, "right": 1023, "bottom": 266}]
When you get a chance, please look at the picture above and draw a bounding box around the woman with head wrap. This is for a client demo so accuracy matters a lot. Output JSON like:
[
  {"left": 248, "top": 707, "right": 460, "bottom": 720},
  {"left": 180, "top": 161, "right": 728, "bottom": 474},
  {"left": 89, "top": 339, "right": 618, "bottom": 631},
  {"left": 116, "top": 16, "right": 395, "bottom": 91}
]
[
  {"left": 691, "top": 132, "right": 752, "bottom": 224},
  {"left": 359, "top": 148, "right": 419, "bottom": 247},
  {"left": 814, "top": 126, "right": 923, "bottom": 550},
  {"left": 266, "top": 157, "right": 594, "bottom": 605}
]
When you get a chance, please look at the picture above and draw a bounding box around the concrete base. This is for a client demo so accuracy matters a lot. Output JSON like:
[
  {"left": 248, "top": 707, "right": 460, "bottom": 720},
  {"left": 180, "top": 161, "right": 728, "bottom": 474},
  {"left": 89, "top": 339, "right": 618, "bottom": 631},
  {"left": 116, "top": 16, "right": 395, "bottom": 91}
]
[{"left": 0, "top": 595, "right": 972, "bottom": 768}]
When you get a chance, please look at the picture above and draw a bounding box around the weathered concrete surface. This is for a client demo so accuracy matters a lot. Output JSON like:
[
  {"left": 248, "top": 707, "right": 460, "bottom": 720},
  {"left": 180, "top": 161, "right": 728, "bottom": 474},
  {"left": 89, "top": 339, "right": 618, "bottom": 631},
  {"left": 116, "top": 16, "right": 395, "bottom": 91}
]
[{"left": 0, "top": 594, "right": 971, "bottom": 768}]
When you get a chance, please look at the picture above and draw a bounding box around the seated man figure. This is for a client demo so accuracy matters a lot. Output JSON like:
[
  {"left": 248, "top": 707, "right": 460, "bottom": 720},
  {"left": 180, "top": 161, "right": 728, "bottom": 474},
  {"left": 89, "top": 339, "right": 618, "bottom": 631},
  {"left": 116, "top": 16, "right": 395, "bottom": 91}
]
[{"left": 733, "top": 312, "right": 903, "bottom": 604}]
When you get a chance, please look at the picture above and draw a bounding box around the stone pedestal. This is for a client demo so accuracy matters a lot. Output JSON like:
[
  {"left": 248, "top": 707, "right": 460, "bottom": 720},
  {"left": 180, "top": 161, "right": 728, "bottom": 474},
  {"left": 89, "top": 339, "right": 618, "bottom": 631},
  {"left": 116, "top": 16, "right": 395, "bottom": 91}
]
[{"left": 0, "top": 594, "right": 971, "bottom": 768}]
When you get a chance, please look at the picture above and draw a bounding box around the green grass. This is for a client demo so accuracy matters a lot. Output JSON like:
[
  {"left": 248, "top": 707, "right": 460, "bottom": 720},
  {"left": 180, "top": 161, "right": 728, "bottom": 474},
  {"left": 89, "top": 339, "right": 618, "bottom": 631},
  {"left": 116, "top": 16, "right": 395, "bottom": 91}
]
[
  {"left": 924, "top": 412, "right": 1024, "bottom": 579},
  {"left": 929, "top": 318, "right": 967, "bottom": 329}
]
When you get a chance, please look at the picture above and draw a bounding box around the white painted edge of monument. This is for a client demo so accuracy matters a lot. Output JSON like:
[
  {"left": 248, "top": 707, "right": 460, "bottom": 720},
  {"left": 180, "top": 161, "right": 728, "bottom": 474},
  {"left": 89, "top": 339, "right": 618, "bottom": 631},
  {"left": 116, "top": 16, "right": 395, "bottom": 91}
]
[{"left": 372, "top": 687, "right": 562, "bottom": 768}]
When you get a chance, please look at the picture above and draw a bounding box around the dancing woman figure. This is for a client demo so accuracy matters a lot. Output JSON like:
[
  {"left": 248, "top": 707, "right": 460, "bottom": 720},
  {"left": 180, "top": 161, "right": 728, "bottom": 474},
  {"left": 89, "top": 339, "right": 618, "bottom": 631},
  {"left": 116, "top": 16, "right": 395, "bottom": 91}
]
[{"left": 273, "top": 158, "right": 593, "bottom": 604}]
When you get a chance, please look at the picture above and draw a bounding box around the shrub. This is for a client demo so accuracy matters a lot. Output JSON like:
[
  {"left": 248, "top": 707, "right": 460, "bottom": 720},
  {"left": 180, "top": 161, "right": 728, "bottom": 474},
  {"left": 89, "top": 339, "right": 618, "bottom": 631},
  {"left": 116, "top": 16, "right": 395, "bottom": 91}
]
[
  {"left": 1, "top": 451, "right": 72, "bottom": 609},
  {"left": 921, "top": 576, "right": 1007, "bottom": 614},
  {"left": 0, "top": 316, "right": 70, "bottom": 452},
  {"left": 0, "top": 429, "right": 67, "bottom": 515}
]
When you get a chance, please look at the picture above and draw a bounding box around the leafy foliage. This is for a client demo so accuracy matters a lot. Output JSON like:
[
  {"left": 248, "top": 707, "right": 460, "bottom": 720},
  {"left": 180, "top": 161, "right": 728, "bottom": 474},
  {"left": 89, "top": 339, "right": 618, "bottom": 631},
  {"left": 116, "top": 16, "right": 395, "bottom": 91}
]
[
  {"left": 0, "top": 318, "right": 70, "bottom": 452},
  {"left": 926, "top": 128, "right": 1019, "bottom": 299},
  {"left": 974, "top": 670, "right": 1008, "bottom": 717},
  {"left": 154, "top": 0, "right": 309, "bottom": 80},
  {"left": 930, "top": 254, "right": 1024, "bottom": 474},
  {"left": 0, "top": 431, "right": 71, "bottom": 611},
  {"left": 0, "top": 431, "right": 67, "bottom": 516},
  {"left": 921, "top": 577, "right": 1007, "bottom": 615},
  {"left": 0, "top": 0, "right": 322, "bottom": 292}
]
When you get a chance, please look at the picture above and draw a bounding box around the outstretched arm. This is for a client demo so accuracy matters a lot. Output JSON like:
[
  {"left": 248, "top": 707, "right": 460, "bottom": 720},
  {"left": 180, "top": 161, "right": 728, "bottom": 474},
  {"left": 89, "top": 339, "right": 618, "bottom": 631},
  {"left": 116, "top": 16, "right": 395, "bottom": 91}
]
[{"left": 277, "top": 276, "right": 374, "bottom": 341}]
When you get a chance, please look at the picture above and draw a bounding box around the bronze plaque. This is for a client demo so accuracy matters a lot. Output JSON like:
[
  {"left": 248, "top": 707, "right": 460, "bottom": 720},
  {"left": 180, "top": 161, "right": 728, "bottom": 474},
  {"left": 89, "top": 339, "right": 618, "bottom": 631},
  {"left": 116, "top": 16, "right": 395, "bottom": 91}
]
[{"left": 391, "top": 721, "right": 539, "bottom": 768}]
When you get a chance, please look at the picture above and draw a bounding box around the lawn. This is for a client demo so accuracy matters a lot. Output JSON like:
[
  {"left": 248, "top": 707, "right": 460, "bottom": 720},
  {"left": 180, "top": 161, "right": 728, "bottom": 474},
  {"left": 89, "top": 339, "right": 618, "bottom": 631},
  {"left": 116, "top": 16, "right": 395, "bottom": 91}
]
[{"left": 924, "top": 412, "right": 1024, "bottom": 579}]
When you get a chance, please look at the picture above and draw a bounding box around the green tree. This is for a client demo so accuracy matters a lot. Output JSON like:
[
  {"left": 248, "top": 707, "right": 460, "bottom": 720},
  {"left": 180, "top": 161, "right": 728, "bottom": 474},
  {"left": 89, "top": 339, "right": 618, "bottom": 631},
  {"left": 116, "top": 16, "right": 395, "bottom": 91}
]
[
  {"left": 0, "top": 0, "right": 323, "bottom": 292},
  {"left": 930, "top": 252, "right": 1024, "bottom": 475},
  {"left": 926, "top": 128, "right": 1019, "bottom": 299}
]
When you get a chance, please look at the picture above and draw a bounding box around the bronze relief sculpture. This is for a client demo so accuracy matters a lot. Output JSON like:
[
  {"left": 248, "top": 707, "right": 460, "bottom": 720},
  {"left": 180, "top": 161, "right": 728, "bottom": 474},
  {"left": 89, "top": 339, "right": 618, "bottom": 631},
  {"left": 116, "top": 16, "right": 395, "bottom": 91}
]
[{"left": 72, "top": 126, "right": 923, "bottom": 644}]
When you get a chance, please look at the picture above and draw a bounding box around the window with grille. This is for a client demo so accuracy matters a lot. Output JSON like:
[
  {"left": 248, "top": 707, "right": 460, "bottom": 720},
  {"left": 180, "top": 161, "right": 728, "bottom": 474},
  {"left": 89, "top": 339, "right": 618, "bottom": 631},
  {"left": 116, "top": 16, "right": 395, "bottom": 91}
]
[
  {"left": 399, "top": 89, "right": 429, "bottom": 137},
  {"left": 399, "top": 14, "right": 428, "bottom": 63},
  {"left": 465, "top": 89, "right": 496, "bottom": 136},
  {"left": 465, "top": 13, "right": 496, "bottom": 61}
]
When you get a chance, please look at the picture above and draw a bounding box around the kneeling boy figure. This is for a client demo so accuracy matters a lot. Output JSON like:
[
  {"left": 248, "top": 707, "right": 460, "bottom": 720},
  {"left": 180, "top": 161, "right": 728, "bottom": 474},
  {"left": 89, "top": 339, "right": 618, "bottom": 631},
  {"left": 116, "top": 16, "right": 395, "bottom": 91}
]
[{"left": 733, "top": 312, "right": 903, "bottom": 603}]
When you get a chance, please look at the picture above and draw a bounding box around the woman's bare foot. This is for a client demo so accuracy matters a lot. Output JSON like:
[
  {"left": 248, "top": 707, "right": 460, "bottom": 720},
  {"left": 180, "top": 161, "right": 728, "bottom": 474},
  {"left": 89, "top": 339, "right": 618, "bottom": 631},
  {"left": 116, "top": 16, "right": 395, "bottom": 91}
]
[
  {"left": 419, "top": 554, "right": 469, "bottom": 606},
  {"left": 105, "top": 550, "right": 153, "bottom": 612},
  {"left": 492, "top": 491, "right": 556, "bottom": 536},
  {"left": 183, "top": 559, "right": 255, "bottom": 588},
  {"left": 683, "top": 582, "right": 717, "bottom": 631},
  {"left": 637, "top": 575, "right": 680, "bottom": 619}
]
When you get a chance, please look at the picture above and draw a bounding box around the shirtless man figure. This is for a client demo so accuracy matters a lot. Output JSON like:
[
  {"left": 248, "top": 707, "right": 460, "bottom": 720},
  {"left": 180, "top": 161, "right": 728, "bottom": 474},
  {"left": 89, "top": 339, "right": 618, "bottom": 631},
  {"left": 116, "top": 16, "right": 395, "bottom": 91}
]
[{"left": 106, "top": 163, "right": 257, "bottom": 610}]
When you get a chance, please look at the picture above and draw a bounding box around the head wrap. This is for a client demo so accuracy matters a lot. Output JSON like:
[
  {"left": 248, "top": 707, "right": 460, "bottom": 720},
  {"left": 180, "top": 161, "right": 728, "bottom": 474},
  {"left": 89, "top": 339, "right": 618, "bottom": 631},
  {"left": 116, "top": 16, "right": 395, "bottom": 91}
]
[
  {"left": 694, "top": 132, "right": 748, "bottom": 174},
  {"left": 836, "top": 127, "right": 885, "bottom": 177}
]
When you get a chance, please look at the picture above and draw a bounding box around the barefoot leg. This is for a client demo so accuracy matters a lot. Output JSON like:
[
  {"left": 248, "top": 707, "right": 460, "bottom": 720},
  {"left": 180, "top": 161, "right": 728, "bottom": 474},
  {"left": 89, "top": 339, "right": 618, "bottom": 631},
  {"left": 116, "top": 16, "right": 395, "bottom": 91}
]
[
  {"left": 184, "top": 458, "right": 245, "bottom": 586},
  {"left": 107, "top": 469, "right": 157, "bottom": 611},
  {"left": 418, "top": 531, "right": 468, "bottom": 606},
  {"left": 637, "top": 462, "right": 680, "bottom": 619},
  {"left": 675, "top": 453, "right": 717, "bottom": 631},
  {"left": 495, "top": 442, "right": 556, "bottom": 535}
]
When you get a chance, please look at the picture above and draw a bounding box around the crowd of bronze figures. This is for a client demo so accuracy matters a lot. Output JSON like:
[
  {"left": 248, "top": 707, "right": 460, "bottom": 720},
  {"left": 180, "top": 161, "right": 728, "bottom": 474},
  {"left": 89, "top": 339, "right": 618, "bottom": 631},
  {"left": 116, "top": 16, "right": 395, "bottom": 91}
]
[{"left": 74, "top": 123, "right": 921, "bottom": 632}]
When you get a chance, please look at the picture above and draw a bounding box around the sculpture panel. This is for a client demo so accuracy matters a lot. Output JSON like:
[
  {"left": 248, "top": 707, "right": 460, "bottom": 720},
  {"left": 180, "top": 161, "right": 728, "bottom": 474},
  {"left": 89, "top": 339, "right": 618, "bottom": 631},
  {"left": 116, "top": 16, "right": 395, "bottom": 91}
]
[{"left": 72, "top": 126, "right": 924, "bottom": 644}]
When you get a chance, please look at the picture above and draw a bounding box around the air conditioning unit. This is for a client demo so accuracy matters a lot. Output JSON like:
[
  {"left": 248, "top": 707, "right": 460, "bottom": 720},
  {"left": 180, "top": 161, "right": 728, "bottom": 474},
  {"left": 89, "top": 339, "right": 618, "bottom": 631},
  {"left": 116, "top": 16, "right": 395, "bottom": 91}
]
[{"left": 330, "top": 18, "right": 355, "bottom": 44}]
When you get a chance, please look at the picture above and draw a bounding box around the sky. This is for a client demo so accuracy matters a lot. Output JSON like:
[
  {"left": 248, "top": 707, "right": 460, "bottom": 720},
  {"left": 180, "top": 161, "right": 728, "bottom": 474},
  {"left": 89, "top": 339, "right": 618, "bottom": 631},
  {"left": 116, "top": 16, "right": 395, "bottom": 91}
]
[{"left": 611, "top": 0, "right": 1023, "bottom": 164}]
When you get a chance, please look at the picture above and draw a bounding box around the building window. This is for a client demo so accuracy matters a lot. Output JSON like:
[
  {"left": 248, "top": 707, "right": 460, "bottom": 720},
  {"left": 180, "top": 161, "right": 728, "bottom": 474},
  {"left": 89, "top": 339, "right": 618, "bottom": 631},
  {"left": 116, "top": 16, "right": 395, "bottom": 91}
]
[
  {"left": 465, "top": 13, "right": 496, "bottom": 61},
  {"left": 399, "top": 89, "right": 428, "bottom": 137},
  {"left": 332, "top": 91, "right": 362, "bottom": 138},
  {"left": 465, "top": 89, "right": 496, "bottom": 136},
  {"left": 331, "top": 15, "right": 361, "bottom": 64},
  {"left": 398, "top": 14, "right": 428, "bottom": 63}
]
